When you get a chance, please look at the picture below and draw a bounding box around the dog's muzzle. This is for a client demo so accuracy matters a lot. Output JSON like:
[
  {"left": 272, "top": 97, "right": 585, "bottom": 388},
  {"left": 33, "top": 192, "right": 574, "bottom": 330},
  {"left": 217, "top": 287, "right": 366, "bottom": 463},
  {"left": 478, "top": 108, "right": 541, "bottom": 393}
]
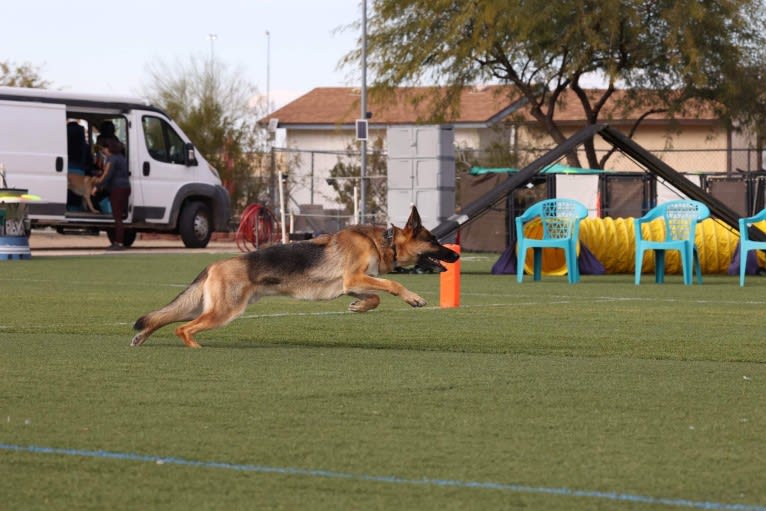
[{"left": 416, "top": 246, "right": 460, "bottom": 273}]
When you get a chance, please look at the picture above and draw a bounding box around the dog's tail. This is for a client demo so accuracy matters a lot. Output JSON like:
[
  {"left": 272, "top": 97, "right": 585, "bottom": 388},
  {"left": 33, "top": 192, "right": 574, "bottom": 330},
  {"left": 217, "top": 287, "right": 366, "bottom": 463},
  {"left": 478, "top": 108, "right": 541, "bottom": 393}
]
[{"left": 131, "top": 268, "right": 209, "bottom": 346}]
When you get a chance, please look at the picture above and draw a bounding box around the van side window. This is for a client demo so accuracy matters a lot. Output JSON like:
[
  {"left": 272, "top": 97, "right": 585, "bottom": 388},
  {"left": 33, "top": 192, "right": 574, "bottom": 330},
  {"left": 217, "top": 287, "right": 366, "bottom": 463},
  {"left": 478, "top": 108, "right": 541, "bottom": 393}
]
[{"left": 142, "top": 116, "right": 187, "bottom": 164}]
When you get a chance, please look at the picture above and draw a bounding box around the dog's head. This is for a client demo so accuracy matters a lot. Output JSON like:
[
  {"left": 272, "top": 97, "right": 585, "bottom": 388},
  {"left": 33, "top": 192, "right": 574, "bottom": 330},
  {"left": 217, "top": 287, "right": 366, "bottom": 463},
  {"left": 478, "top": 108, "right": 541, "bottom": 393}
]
[{"left": 392, "top": 207, "right": 460, "bottom": 272}]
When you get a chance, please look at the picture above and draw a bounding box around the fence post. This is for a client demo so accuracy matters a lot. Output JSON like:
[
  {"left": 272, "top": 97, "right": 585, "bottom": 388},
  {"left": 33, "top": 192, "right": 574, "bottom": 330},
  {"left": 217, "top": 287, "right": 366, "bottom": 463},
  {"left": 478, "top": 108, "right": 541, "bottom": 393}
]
[
  {"left": 270, "top": 146, "right": 277, "bottom": 207},
  {"left": 278, "top": 171, "right": 287, "bottom": 244}
]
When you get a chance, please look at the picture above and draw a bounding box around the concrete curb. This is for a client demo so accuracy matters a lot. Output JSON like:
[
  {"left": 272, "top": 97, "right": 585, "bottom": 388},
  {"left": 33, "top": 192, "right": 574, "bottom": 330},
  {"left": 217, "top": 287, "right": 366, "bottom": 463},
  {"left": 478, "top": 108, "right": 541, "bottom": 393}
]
[{"left": 27, "top": 231, "right": 242, "bottom": 257}]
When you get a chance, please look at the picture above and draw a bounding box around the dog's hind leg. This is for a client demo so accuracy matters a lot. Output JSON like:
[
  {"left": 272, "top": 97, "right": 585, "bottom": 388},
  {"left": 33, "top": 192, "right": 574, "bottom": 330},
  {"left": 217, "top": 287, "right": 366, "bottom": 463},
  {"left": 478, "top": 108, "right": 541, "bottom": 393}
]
[
  {"left": 131, "top": 302, "right": 203, "bottom": 347},
  {"left": 347, "top": 293, "right": 380, "bottom": 313},
  {"left": 131, "top": 268, "right": 209, "bottom": 347},
  {"left": 174, "top": 300, "right": 250, "bottom": 348},
  {"left": 173, "top": 277, "right": 255, "bottom": 348}
]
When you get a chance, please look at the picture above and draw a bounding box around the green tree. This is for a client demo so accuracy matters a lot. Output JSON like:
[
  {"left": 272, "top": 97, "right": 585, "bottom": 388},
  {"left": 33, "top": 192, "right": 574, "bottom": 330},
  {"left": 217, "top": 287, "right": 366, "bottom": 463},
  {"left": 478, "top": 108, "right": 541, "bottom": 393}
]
[
  {"left": 0, "top": 61, "right": 50, "bottom": 88},
  {"left": 345, "top": 0, "right": 766, "bottom": 169},
  {"left": 328, "top": 137, "right": 388, "bottom": 223},
  {"left": 143, "top": 56, "right": 269, "bottom": 210}
]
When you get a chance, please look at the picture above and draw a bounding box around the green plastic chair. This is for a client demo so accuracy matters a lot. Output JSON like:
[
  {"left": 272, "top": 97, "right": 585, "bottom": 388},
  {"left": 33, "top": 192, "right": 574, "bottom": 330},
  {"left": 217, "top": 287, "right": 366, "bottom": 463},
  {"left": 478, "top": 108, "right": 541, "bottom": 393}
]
[
  {"left": 516, "top": 198, "right": 588, "bottom": 284},
  {"left": 737, "top": 209, "right": 766, "bottom": 286},
  {"left": 634, "top": 200, "right": 710, "bottom": 285}
]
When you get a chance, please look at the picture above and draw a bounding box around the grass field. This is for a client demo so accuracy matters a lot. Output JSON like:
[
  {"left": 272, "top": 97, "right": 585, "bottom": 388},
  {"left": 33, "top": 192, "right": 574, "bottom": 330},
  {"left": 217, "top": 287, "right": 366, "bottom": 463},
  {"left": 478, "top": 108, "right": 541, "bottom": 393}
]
[{"left": 1, "top": 251, "right": 765, "bottom": 510}]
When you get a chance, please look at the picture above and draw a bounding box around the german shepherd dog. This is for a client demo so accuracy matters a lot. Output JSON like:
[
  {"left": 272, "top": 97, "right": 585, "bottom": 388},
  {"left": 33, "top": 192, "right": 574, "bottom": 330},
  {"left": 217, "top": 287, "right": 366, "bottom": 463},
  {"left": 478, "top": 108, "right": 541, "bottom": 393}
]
[
  {"left": 131, "top": 207, "right": 459, "bottom": 348},
  {"left": 67, "top": 173, "right": 99, "bottom": 213}
]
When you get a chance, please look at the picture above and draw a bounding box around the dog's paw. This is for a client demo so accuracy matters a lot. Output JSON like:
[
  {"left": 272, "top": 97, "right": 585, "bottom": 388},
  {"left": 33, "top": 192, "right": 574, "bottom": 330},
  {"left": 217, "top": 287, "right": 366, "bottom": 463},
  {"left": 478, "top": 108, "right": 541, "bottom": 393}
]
[
  {"left": 348, "top": 299, "right": 379, "bottom": 312},
  {"left": 404, "top": 293, "right": 427, "bottom": 308},
  {"left": 348, "top": 300, "right": 369, "bottom": 313},
  {"left": 130, "top": 334, "right": 144, "bottom": 347},
  {"left": 348, "top": 295, "right": 380, "bottom": 313}
]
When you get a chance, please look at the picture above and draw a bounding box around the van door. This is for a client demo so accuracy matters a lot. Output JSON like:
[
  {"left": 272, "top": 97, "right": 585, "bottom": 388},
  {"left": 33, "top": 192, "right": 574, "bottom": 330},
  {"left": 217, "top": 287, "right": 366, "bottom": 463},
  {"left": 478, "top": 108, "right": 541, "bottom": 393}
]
[
  {"left": 64, "top": 114, "right": 131, "bottom": 224},
  {"left": 133, "top": 113, "right": 198, "bottom": 225},
  {"left": 0, "top": 100, "right": 67, "bottom": 218}
]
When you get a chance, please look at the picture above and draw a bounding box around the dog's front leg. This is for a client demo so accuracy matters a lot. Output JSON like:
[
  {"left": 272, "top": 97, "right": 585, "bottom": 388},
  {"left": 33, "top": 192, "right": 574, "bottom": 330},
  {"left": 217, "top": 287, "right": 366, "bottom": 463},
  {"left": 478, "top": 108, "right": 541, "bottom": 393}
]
[{"left": 344, "top": 275, "right": 427, "bottom": 308}]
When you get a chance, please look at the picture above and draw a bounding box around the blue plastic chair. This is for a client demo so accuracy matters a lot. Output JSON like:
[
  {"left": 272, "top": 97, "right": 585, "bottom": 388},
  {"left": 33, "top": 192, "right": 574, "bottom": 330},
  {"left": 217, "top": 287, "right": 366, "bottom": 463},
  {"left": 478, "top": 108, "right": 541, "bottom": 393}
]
[
  {"left": 738, "top": 209, "right": 766, "bottom": 286},
  {"left": 516, "top": 198, "right": 588, "bottom": 284},
  {"left": 634, "top": 200, "right": 710, "bottom": 285}
]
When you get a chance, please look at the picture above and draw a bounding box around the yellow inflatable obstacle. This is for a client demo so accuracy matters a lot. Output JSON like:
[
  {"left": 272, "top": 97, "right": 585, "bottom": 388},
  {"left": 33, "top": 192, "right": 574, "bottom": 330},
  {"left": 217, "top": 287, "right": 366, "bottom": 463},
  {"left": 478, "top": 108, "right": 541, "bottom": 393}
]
[{"left": 521, "top": 217, "right": 764, "bottom": 275}]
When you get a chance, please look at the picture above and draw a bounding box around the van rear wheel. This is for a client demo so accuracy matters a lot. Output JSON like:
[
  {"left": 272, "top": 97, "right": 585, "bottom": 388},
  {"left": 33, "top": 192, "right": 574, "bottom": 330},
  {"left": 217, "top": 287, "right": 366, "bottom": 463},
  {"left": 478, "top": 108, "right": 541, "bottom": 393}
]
[
  {"left": 106, "top": 228, "right": 136, "bottom": 247},
  {"left": 179, "top": 202, "right": 212, "bottom": 248}
]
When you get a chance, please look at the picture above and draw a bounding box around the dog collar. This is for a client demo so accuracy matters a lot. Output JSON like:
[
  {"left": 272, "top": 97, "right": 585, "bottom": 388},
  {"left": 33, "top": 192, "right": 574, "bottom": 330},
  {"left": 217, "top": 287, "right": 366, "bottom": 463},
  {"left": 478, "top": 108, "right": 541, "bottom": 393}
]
[{"left": 383, "top": 227, "right": 397, "bottom": 265}]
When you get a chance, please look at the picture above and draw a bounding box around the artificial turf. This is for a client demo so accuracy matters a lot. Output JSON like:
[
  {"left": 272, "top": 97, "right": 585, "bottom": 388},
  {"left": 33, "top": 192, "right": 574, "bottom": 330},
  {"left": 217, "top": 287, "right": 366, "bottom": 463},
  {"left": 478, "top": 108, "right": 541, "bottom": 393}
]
[{"left": 1, "top": 252, "right": 765, "bottom": 510}]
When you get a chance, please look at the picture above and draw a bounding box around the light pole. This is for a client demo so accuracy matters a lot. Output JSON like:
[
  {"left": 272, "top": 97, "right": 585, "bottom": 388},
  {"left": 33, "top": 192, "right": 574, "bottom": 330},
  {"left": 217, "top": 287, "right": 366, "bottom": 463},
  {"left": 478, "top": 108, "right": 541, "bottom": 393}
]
[
  {"left": 208, "top": 33, "right": 218, "bottom": 62},
  {"left": 360, "top": 0, "right": 368, "bottom": 224}
]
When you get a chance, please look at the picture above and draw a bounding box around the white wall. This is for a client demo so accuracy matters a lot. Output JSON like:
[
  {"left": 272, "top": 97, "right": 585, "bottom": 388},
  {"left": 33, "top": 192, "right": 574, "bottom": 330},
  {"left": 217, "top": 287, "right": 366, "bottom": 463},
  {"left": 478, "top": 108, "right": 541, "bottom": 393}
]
[{"left": 281, "top": 125, "right": 494, "bottom": 212}]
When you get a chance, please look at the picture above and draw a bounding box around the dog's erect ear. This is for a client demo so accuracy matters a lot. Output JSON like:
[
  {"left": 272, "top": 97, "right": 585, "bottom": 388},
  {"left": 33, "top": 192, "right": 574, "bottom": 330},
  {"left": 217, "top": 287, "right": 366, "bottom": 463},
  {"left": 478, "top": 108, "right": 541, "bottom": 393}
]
[{"left": 404, "top": 206, "right": 422, "bottom": 231}]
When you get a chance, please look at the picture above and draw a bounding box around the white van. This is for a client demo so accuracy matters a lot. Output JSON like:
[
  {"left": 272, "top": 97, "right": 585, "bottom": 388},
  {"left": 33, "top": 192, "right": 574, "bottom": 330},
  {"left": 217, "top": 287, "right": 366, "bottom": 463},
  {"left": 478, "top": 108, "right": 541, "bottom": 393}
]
[{"left": 0, "top": 87, "right": 231, "bottom": 248}]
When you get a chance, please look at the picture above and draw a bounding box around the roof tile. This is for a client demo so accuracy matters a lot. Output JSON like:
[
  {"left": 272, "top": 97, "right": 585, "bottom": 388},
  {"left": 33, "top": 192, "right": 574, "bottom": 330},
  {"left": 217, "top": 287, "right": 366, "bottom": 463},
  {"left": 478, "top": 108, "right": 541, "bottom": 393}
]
[
  {"left": 262, "top": 86, "right": 718, "bottom": 127},
  {"left": 262, "top": 85, "right": 523, "bottom": 126}
]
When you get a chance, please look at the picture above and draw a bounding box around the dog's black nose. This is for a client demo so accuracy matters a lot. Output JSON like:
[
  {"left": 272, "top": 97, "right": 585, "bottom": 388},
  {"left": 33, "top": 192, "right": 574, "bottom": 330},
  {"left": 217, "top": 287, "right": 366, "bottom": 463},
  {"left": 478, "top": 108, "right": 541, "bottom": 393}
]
[{"left": 443, "top": 248, "right": 460, "bottom": 262}]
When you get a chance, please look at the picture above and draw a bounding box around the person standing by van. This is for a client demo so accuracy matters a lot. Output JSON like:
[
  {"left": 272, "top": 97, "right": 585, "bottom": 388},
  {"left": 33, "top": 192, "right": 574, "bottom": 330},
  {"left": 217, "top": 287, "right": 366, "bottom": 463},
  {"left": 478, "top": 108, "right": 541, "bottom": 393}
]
[{"left": 94, "top": 138, "right": 131, "bottom": 250}]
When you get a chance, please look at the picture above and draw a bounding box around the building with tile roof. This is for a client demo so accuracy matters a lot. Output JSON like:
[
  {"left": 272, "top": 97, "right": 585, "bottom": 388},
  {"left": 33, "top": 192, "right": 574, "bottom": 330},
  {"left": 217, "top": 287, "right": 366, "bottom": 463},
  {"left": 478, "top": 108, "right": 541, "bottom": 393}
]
[{"left": 260, "top": 85, "right": 761, "bottom": 221}]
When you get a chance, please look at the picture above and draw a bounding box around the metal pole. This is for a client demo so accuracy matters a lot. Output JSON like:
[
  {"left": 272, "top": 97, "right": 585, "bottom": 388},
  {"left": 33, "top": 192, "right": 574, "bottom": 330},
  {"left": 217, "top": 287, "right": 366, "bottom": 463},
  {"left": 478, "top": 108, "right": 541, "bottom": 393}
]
[
  {"left": 265, "top": 30, "right": 271, "bottom": 114},
  {"left": 278, "top": 171, "right": 287, "bottom": 244},
  {"left": 270, "top": 146, "right": 277, "bottom": 206},
  {"left": 310, "top": 152, "right": 315, "bottom": 204},
  {"left": 353, "top": 185, "right": 359, "bottom": 225},
  {"left": 360, "top": 0, "right": 368, "bottom": 224},
  {"left": 208, "top": 33, "right": 217, "bottom": 62}
]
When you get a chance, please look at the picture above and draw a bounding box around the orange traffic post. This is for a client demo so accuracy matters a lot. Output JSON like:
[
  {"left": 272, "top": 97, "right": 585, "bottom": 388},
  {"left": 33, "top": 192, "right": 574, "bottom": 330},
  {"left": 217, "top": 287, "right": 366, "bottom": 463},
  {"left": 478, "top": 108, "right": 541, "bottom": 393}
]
[{"left": 439, "top": 244, "right": 461, "bottom": 308}]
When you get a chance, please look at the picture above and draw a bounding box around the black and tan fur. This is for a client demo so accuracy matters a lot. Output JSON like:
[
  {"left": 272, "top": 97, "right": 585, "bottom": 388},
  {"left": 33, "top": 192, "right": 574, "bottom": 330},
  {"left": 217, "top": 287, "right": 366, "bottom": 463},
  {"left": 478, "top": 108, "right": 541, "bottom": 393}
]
[
  {"left": 67, "top": 173, "right": 99, "bottom": 213},
  {"left": 131, "top": 207, "right": 459, "bottom": 348}
]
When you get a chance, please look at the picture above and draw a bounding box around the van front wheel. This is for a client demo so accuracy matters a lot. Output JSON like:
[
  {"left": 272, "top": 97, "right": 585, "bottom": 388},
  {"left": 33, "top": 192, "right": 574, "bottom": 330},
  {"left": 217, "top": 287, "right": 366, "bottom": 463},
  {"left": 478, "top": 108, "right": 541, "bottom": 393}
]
[{"left": 179, "top": 202, "right": 212, "bottom": 248}]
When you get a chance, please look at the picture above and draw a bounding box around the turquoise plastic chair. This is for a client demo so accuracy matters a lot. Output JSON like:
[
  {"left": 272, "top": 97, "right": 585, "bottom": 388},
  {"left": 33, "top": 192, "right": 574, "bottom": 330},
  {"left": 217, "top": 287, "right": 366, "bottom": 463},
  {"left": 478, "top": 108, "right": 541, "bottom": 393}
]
[
  {"left": 634, "top": 200, "right": 710, "bottom": 285},
  {"left": 516, "top": 198, "right": 588, "bottom": 284},
  {"left": 737, "top": 209, "right": 766, "bottom": 286}
]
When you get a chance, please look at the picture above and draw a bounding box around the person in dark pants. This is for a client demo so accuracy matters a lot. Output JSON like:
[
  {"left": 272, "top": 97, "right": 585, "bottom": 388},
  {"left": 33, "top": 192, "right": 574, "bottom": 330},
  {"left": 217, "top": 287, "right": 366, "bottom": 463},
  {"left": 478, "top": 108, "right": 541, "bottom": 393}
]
[{"left": 93, "top": 138, "right": 131, "bottom": 250}]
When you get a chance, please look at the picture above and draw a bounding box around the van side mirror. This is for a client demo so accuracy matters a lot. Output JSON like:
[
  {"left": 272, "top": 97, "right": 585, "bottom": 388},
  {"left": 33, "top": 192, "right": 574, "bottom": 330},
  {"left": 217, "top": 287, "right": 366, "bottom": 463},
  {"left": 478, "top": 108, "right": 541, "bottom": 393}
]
[{"left": 184, "top": 143, "right": 198, "bottom": 166}]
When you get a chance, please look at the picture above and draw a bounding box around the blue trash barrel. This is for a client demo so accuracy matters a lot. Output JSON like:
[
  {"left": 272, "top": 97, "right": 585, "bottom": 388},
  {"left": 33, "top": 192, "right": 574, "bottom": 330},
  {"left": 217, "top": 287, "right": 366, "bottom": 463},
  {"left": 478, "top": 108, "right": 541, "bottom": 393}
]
[
  {"left": 0, "top": 235, "right": 31, "bottom": 260},
  {"left": 0, "top": 188, "right": 32, "bottom": 260}
]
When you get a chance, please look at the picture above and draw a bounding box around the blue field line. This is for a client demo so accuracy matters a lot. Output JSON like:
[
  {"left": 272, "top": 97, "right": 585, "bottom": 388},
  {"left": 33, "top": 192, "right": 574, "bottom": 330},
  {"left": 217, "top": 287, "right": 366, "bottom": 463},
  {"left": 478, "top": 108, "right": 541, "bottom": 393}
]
[{"left": 1, "top": 443, "right": 764, "bottom": 510}]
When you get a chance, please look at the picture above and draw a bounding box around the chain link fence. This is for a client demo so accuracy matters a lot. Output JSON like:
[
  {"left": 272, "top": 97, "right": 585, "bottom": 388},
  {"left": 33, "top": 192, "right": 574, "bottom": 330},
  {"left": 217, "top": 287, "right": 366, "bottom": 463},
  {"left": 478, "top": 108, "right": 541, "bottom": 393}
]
[{"left": 244, "top": 145, "right": 764, "bottom": 236}]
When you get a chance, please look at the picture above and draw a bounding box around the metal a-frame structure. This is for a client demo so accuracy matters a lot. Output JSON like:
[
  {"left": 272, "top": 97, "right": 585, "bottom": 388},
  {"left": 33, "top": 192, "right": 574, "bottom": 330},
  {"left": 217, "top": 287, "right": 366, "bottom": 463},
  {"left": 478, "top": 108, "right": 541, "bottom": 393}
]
[{"left": 432, "top": 123, "right": 766, "bottom": 243}]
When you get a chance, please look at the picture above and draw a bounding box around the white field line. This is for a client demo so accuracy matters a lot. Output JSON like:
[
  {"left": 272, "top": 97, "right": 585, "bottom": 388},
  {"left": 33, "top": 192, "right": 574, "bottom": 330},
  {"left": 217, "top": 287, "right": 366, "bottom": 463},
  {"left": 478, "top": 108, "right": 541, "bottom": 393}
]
[
  {"left": 3, "top": 288, "right": 766, "bottom": 331},
  {"left": 2, "top": 296, "right": 766, "bottom": 332},
  {"left": 4, "top": 276, "right": 766, "bottom": 306},
  {"left": 0, "top": 277, "right": 189, "bottom": 288}
]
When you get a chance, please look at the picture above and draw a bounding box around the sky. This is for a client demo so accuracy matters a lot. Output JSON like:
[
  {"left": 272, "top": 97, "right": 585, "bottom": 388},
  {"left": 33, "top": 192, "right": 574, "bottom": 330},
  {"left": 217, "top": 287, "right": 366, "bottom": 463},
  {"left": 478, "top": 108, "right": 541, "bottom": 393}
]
[{"left": 1, "top": 0, "right": 364, "bottom": 110}]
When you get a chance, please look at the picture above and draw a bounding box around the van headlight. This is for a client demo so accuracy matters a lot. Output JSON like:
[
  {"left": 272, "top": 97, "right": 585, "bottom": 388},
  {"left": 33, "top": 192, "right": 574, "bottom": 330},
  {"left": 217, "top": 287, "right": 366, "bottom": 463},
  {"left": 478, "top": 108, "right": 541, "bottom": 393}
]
[{"left": 208, "top": 164, "right": 220, "bottom": 179}]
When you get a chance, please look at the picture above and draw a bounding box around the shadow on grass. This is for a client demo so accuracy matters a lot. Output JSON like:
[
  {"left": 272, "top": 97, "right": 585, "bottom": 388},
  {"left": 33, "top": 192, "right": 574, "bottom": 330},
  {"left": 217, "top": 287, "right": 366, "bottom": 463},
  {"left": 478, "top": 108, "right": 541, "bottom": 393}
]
[{"left": 135, "top": 338, "right": 467, "bottom": 353}]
